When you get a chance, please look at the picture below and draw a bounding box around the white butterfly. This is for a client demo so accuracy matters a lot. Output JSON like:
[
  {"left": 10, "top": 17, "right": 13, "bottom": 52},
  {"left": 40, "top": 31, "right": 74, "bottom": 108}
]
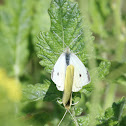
[
  {"left": 51, "top": 47, "right": 90, "bottom": 126},
  {"left": 51, "top": 31, "right": 91, "bottom": 126},
  {"left": 51, "top": 47, "right": 91, "bottom": 92}
]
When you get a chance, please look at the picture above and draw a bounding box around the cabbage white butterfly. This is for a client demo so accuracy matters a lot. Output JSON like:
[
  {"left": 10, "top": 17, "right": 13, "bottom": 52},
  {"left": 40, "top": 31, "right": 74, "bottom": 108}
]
[
  {"left": 51, "top": 47, "right": 90, "bottom": 92},
  {"left": 51, "top": 47, "right": 90, "bottom": 126}
]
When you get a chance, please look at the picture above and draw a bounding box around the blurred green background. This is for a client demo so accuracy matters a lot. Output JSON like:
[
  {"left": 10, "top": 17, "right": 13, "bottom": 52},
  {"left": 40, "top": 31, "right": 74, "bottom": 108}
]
[{"left": 0, "top": 0, "right": 126, "bottom": 126}]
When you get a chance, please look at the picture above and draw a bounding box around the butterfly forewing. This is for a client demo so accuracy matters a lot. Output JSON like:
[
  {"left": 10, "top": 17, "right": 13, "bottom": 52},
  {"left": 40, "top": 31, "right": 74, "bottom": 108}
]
[
  {"left": 69, "top": 53, "right": 91, "bottom": 92},
  {"left": 51, "top": 53, "right": 67, "bottom": 91}
]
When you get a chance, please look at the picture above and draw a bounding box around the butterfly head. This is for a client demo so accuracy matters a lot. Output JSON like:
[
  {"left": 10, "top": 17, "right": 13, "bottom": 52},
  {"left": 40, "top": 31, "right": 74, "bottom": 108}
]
[{"left": 65, "top": 47, "right": 70, "bottom": 54}]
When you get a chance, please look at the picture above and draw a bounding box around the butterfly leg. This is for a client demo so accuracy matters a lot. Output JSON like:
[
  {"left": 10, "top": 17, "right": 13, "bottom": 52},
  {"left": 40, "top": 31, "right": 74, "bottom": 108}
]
[
  {"left": 71, "top": 101, "right": 79, "bottom": 106},
  {"left": 57, "top": 98, "right": 63, "bottom": 104},
  {"left": 74, "top": 51, "right": 80, "bottom": 55}
]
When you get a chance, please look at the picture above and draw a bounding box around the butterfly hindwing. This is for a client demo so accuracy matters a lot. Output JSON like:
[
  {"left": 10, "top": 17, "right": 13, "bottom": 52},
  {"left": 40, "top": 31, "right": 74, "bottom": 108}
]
[
  {"left": 69, "top": 53, "right": 91, "bottom": 92},
  {"left": 51, "top": 53, "right": 67, "bottom": 91}
]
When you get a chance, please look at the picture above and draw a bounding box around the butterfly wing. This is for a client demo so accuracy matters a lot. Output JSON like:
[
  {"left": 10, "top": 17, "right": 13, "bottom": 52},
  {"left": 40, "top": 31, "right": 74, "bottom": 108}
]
[
  {"left": 69, "top": 53, "right": 91, "bottom": 92},
  {"left": 51, "top": 53, "right": 67, "bottom": 91}
]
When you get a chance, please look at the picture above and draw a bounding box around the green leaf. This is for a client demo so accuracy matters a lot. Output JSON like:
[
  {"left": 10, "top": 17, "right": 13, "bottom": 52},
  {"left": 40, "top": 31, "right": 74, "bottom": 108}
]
[
  {"left": 0, "top": 0, "right": 33, "bottom": 76},
  {"left": 112, "top": 97, "right": 126, "bottom": 122},
  {"left": 97, "top": 97, "right": 126, "bottom": 126},
  {"left": 43, "top": 81, "right": 62, "bottom": 101},
  {"left": 22, "top": 80, "right": 62, "bottom": 102},
  {"left": 77, "top": 115, "right": 89, "bottom": 126},
  {"left": 116, "top": 75, "right": 126, "bottom": 86},
  {"left": 74, "top": 106, "right": 83, "bottom": 116},
  {"left": 120, "top": 115, "right": 126, "bottom": 126},
  {"left": 106, "top": 62, "right": 126, "bottom": 83},
  {"left": 98, "top": 61, "right": 111, "bottom": 79},
  {"left": 81, "top": 83, "right": 93, "bottom": 95},
  {"left": 22, "top": 81, "right": 50, "bottom": 102},
  {"left": 91, "top": 60, "right": 111, "bottom": 81},
  {"left": 36, "top": 0, "right": 93, "bottom": 72}
]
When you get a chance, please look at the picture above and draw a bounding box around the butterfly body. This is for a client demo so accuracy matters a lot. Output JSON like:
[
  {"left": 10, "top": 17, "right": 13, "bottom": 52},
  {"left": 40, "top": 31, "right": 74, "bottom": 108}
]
[{"left": 62, "top": 65, "right": 74, "bottom": 110}]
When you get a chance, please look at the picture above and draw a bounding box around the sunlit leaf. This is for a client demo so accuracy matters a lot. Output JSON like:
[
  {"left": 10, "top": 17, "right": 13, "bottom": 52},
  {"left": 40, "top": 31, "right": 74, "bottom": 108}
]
[
  {"left": 36, "top": 0, "right": 93, "bottom": 73},
  {"left": 22, "top": 80, "right": 62, "bottom": 102}
]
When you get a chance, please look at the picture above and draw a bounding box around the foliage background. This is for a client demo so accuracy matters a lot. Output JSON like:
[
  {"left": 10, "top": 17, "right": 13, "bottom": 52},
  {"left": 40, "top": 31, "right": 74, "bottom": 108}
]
[{"left": 0, "top": 0, "right": 126, "bottom": 126}]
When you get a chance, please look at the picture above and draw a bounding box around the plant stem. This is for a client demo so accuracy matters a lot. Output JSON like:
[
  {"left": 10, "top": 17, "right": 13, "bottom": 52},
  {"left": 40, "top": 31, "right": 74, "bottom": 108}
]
[
  {"left": 112, "top": 0, "right": 124, "bottom": 62},
  {"left": 104, "top": 83, "right": 117, "bottom": 110}
]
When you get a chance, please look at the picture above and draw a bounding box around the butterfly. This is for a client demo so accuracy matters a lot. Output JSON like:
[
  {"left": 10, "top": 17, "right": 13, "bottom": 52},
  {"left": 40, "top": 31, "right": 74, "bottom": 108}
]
[{"left": 51, "top": 47, "right": 90, "bottom": 126}]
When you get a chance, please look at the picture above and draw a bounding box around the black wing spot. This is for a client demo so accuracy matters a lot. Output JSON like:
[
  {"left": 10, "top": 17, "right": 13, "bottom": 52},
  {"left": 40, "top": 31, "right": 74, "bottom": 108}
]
[
  {"left": 79, "top": 74, "right": 81, "bottom": 77},
  {"left": 57, "top": 72, "right": 59, "bottom": 76},
  {"left": 51, "top": 68, "right": 54, "bottom": 78},
  {"left": 87, "top": 71, "right": 90, "bottom": 81}
]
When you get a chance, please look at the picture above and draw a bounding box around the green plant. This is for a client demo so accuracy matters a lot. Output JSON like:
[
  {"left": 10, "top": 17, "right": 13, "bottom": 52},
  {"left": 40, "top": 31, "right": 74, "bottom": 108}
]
[{"left": 0, "top": 0, "right": 126, "bottom": 126}]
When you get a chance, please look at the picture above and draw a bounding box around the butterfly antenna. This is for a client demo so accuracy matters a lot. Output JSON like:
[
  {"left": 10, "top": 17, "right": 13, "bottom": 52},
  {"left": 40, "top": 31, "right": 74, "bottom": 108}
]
[
  {"left": 63, "top": 30, "right": 64, "bottom": 51},
  {"left": 58, "top": 110, "right": 68, "bottom": 126},
  {"left": 62, "top": 31, "right": 67, "bottom": 51},
  {"left": 68, "top": 110, "right": 79, "bottom": 126},
  {"left": 69, "top": 32, "right": 82, "bottom": 48},
  {"left": 53, "top": 31, "right": 67, "bottom": 52}
]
